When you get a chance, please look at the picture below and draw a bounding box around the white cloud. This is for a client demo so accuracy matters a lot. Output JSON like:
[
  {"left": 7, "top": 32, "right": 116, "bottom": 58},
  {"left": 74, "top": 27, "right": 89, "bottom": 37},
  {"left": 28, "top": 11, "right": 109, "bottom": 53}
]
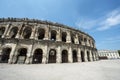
[
  {"left": 97, "top": 9, "right": 120, "bottom": 31},
  {"left": 75, "top": 18, "right": 99, "bottom": 30},
  {"left": 75, "top": 8, "right": 120, "bottom": 31}
]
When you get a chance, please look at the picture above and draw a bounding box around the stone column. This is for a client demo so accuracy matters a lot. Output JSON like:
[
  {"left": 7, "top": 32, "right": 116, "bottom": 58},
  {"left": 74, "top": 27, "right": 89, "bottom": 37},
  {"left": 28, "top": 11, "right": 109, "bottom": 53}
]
[
  {"left": 77, "top": 48, "right": 81, "bottom": 62},
  {"left": 15, "top": 24, "right": 23, "bottom": 39},
  {"left": 2, "top": 24, "right": 10, "bottom": 38},
  {"left": 66, "top": 31, "right": 71, "bottom": 43},
  {"left": 93, "top": 51, "right": 96, "bottom": 61},
  {"left": 75, "top": 34, "right": 79, "bottom": 44},
  {"left": 89, "top": 50, "right": 93, "bottom": 61},
  {"left": 56, "top": 46, "right": 61, "bottom": 63},
  {"left": 25, "top": 45, "right": 32, "bottom": 64},
  {"left": 68, "top": 46, "right": 72, "bottom": 63},
  {"left": 8, "top": 44, "right": 17, "bottom": 64},
  {"left": 84, "top": 49, "right": 88, "bottom": 62},
  {"left": 95, "top": 51, "right": 99, "bottom": 60},
  {"left": 56, "top": 28, "right": 61, "bottom": 42},
  {"left": 0, "top": 48, "right": 2, "bottom": 62},
  {"left": 12, "top": 50, "right": 18, "bottom": 64},
  {"left": 44, "top": 27, "right": 49, "bottom": 40},
  {"left": 42, "top": 45, "right": 48, "bottom": 64},
  {"left": 30, "top": 27, "right": 36, "bottom": 39}
]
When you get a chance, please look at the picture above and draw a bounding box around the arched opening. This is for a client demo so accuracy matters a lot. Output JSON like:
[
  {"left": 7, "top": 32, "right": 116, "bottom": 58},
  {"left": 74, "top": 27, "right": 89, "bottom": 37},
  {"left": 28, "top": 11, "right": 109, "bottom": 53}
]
[
  {"left": 72, "top": 50, "right": 77, "bottom": 62},
  {"left": 9, "top": 27, "right": 18, "bottom": 38},
  {"left": 62, "top": 32, "right": 67, "bottom": 42},
  {"left": 87, "top": 51, "right": 90, "bottom": 61},
  {"left": 38, "top": 28, "right": 45, "bottom": 40},
  {"left": 16, "top": 48, "right": 27, "bottom": 64},
  {"left": 23, "top": 27, "right": 32, "bottom": 39},
  {"left": 48, "top": 49, "right": 56, "bottom": 63},
  {"left": 78, "top": 36, "right": 82, "bottom": 45},
  {"left": 1, "top": 48, "right": 11, "bottom": 63},
  {"left": 62, "top": 50, "right": 68, "bottom": 63},
  {"left": 81, "top": 51, "right": 85, "bottom": 62},
  {"left": 32, "top": 49, "right": 43, "bottom": 64},
  {"left": 51, "top": 30, "right": 57, "bottom": 41},
  {"left": 0, "top": 27, "right": 5, "bottom": 38},
  {"left": 71, "top": 33, "right": 75, "bottom": 44},
  {"left": 84, "top": 38, "right": 87, "bottom": 45}
]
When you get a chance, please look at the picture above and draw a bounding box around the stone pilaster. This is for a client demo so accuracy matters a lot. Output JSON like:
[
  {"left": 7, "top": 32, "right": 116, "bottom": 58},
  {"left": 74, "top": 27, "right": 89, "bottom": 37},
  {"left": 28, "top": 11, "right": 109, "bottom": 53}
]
[
  {"left": 44, "top": 27, "right": 49, "bottom": 40},
  {"left": 2, "top": 24, "right": 10, "bottom": 38},
  {"left": 84, "top": 49, "right": 88, "bottom": 62},
  {"left": 68, "top": 46, "right": 72, "bottom": 63},
  {"left": 8, "top": 44, "right": 17, "bottom": 64},
  {"left": 66, "top": 31, "right": 71, "bottom": 43},
  {"left": 15, "top": 25, "right": 22, "bottom": 39},
  {"left": 75, "top": 34, "right": 79, "bottom": 44},
  {"left": 93, "top": 51, "right": 96, "bottom": 61},
  {"left": 56, "top": 46, "right": 61, "bottom": 63},
  {"left": 56, "top": 28, "right": 61, "bottom": 41},
  {"left": 77, "top": 48, "right": 81, "bottom": 62},
  {"left": 25, "top": 45, "right": 32, "bottom": 64},
  {"left": 42, "top": 45, "right": 48, "bottom": 64},
  {"left": 30, "top": 27, "right": 36, "bottom": 39},
  {"left": 89, "top": 50, "right": 93, "bottom": 61}
]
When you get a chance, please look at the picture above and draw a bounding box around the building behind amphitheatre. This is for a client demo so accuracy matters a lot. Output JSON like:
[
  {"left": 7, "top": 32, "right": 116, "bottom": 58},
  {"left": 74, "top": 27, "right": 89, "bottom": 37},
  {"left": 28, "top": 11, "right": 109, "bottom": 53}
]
[{"left": 0, "top": 18, "right": 98, "bottom": 64}]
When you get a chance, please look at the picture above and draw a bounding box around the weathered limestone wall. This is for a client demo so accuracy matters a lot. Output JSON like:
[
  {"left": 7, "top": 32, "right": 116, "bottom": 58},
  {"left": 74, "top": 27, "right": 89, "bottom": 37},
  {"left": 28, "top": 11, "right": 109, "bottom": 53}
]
[{"left": 0, "top": 18, "right": 98, "bottom": 64}]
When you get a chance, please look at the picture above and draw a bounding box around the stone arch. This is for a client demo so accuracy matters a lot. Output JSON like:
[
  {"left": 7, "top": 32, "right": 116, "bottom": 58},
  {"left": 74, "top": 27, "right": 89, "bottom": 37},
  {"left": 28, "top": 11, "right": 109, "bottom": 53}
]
[
  {"left": 0, "top": 27, "right": 5, "bottom": 38},
  {"left": 87, "top": 51, "right": 90, "bottom": 61},
  {"left": 51, "top": 30, "right": 57, "bottom": 41},
  {"left": 0, "top": 47, "right": 11, "bottom": 63},
  {"left": 9, "top": 27, "right": 18, "bottom": 38},
  {"left": 48, "top": 49, "right": 56, "bottom": 63},
  {"left": 81, "top": 51, "right": 85, "bottom": 62},
  {"left": 62, "top": 50, "right": 68, "bottom": 63},
  {"left": 38, "top": 28, "right": 45, "bottom": 40},
  {"left": 23, "top": 27, "right": 32, "bottom": 39},
  {"left": 72, "top": 50, "right": 77, "bottom": 62},
  {"left": 62, "top": 32, "right": 67, "bottom": 42},
  {"left": 16, "top": 48, "right": 27, "bottom": 64},
  {"left": 32, "top": 48, "right": 43, "bottom": 64}
]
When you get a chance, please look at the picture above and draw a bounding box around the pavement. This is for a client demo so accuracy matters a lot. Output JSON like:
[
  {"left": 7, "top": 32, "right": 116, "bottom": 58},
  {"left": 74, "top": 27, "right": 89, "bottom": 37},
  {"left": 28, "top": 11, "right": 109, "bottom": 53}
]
[{"left": 0, "top": 60, "right": 120, "bottom": 80}]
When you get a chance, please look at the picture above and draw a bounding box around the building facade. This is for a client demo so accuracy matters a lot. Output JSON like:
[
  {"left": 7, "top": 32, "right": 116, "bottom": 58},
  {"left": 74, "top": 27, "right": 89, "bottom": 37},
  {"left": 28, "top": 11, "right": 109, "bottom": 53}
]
[
  {"left": 98, "top": 50, "right": 120, "bottom": 59},
  {"left": 0, "top": 18, "right": 98, "bottom": 64}
]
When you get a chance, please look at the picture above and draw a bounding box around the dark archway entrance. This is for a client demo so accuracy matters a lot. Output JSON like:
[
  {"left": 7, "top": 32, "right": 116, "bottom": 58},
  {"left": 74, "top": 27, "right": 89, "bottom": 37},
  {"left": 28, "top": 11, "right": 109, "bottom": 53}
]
[
  {"left": 16, "top": 48, "right": 27, "bottom": 64},
  {"left": 38, "top": 28, "right": 45, "bottom": 40},
  {"left": 48, "top": 49, "right": 56, "bottom": 63},
  {"left": 1, "top": 48, "right": 11, "bottom": 63},
  {"left": 62, "top": 50, "right": 68, "bottom": 63},
  {"left": 51, "top": 30, "right": 57, "bottom": 41},
  {"left": 23, "top": 27, "right": 32, "bottom": 39},
  {"left": 72, "top": 50, "right": 77, "bottom": 62},
  {"left": 87, "top": 51, "right": 90, "bottom": 61},
  {"left": 81, "top": 51, "right": 85, "bottom": 62},
  {"left": 62, "top": 32, "right": 67, "bottom": 42},
  {"left": 32, "top": 49, "right": 43, "bottom": 64}
]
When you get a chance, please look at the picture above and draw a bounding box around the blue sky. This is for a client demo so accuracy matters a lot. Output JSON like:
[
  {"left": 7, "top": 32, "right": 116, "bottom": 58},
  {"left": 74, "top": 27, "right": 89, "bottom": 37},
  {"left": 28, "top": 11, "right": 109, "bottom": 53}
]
[{"left": 0, "top": 0, "right": 120, "bottom": 50}]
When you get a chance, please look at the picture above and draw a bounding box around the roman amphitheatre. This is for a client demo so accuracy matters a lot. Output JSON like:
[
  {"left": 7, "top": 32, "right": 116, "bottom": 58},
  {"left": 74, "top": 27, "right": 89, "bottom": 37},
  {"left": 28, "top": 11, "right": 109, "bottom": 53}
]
[{"left": 0, "top": 18, "right": 98, "bottom": 64}]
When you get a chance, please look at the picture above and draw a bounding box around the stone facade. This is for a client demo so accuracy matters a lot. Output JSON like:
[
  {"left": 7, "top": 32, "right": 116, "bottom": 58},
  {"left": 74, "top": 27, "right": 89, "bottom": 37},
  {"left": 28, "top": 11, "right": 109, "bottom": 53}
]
[
  {"left": 98, "top": 50, "right": 120, "bottom": 59},
  {"left": 0, "top": 18, "right": 98, "bottom": 64}
]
